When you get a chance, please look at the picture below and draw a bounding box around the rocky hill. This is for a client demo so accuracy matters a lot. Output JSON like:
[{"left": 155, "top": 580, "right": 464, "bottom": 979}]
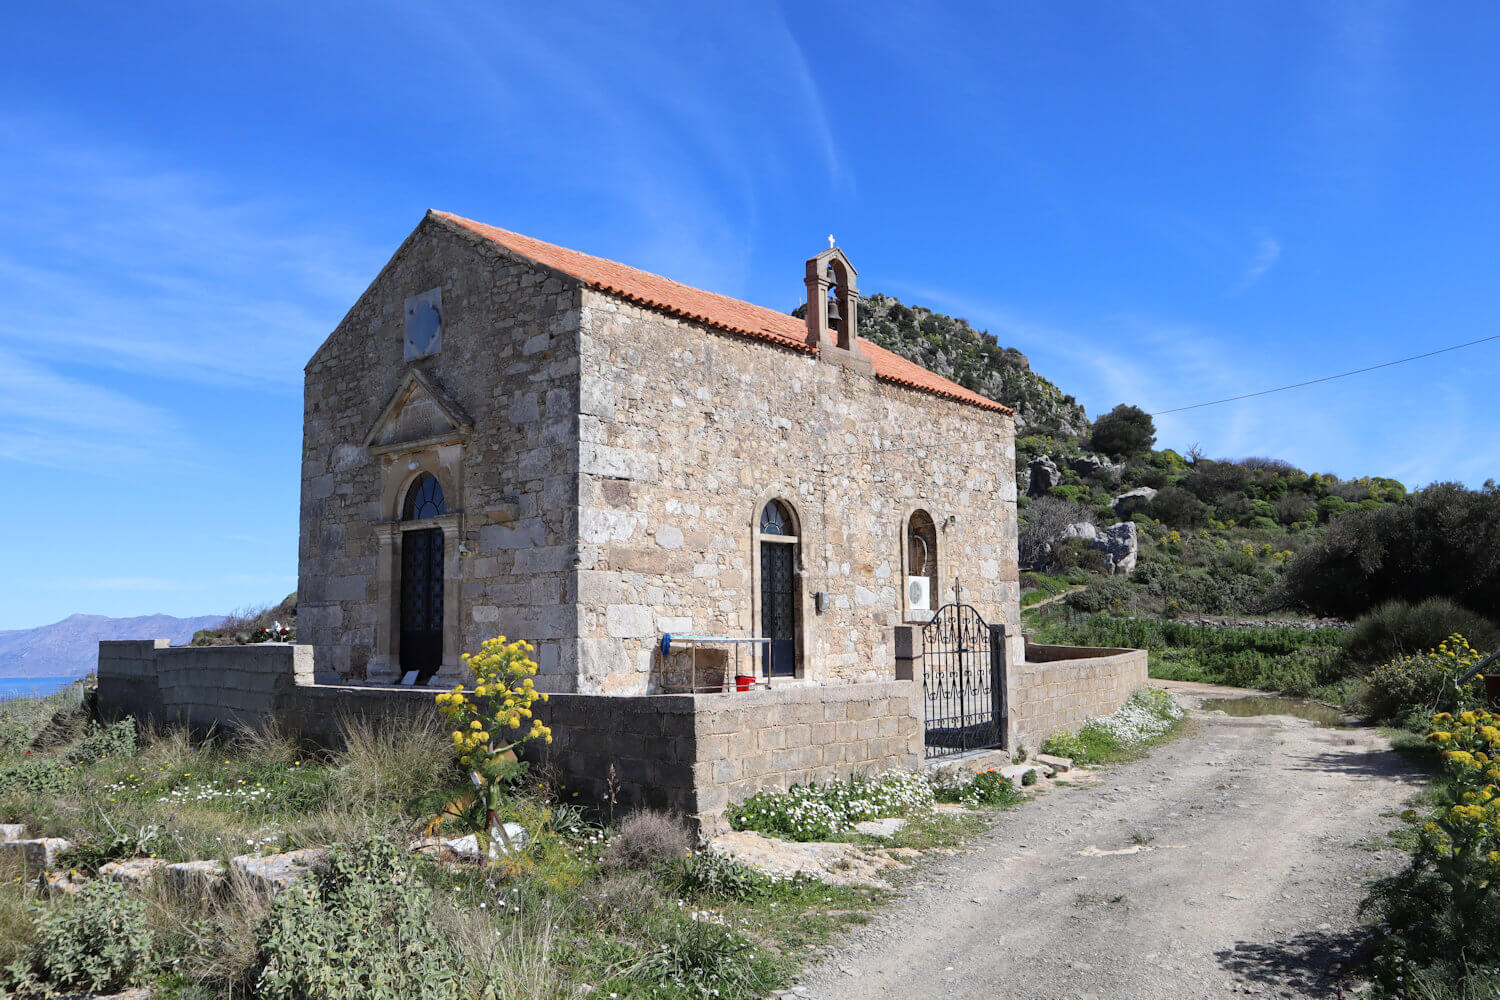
[
  {"left": 0, "top": 613, "right": 224, "bottom": 679},
  {"left": 856, "top": 294, "right": 1092, "bottom": 437}
]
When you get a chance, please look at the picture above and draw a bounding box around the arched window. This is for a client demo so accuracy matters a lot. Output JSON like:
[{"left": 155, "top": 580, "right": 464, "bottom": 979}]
[
  {"left": 758, "top": 499, "right": 799, "bottom": 677},
  {"left": 403, "top": 473, "right": 446, "bottom": 520},
  {"left": 906, "top": 510, "right": 938, "bottom": 613},
  {"left": 759, "top": 499, "right": 794, "bottom": 536}
]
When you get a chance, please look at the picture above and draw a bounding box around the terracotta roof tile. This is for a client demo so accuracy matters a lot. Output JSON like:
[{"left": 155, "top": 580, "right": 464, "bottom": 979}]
[{"left": 431, "top": 210, "right": 1011, "bottom": 414}]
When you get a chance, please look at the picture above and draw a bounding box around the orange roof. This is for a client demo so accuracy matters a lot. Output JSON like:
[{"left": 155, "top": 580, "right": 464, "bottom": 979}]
[{"left": 431, "top": 210, "right": 1011, "bottom": 414}]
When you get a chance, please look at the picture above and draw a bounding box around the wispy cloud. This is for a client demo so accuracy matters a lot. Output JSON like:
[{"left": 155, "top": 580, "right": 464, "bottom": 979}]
[
  {"left": 0, "top": 346, "right": 191, "bottom": 471},
  {"left": 0, "top": 117, "right": 375, "bottom": 390},
  {"left": 402, "top": 1, "right": 849, "bottom": 296},
  {"left": 1233, "top": 235, "right": 1282, "bottom": 293}
]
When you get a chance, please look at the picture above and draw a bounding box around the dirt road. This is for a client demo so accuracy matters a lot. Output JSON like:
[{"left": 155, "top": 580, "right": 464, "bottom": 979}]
[{"left": 797, "top": 681, "right": 1426, "bottom": 1000}]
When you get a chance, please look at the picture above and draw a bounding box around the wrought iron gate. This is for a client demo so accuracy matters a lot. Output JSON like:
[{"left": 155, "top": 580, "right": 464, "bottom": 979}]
[{"left": 922, "top": 603, "right": 1006, "bottom": 758}]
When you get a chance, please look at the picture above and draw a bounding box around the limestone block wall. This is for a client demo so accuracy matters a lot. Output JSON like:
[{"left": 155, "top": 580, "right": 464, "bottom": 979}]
[
  {"left": 575, "top": 290, "right": 1023, "bottom": 694},
  {"left": 299, "top": 216, "right": 584, "bottom": 687},
  {"left": 1008, "top": 644, "right": 1150, "bottom": 750}
]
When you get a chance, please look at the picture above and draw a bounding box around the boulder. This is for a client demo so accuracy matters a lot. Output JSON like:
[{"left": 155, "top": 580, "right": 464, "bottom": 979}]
[
  {"left": 1095, "top": 521, "right": 1139, "bottom": 576},
  {"left": 1061, "top": 521, "right": 1098, "bottom": 543},
  {"left": 100, "top": 857, "right": 168, "bottom": 889},
  {"left": 1067, "top": 454, "right": 1122, "bottom": 480},
  {"left": 1111, "top": 486, "right": 1158, "bottom": 517},
  {"left": 1026, "top": 455, "right": 1061, "bottom": 497},
  {"left": 0, "top": 824, "right": 25, "bottom": 842},
  {"left": 442, "top": 823, "right": 529, "bottom": 861},
  {"left": 852, "top": 818, "right": 907, "bottom": 838}
]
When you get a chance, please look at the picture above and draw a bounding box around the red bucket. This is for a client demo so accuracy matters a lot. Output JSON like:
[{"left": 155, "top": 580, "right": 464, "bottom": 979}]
[{"left": 735, "top": 675, "right": 756, "bottom": 692}]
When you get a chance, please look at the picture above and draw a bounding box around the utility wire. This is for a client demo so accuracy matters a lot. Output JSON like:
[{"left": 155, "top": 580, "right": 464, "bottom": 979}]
[{"left": 1152, "top": 334, "right": 1500, "bottom": 416}]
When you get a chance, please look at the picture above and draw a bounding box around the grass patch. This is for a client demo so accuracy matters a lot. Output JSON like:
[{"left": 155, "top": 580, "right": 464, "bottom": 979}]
[
  {"left": 0, "top": 687, "right": 1036, "bottom": 999},
  {"left": 1041, "top": 686, "right": 1188, "bottom": 765}
]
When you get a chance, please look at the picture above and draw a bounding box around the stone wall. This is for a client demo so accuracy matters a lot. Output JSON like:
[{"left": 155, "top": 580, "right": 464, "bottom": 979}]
[
  {"left": 98, "top": 641, "right": 314, "bottom": 733},
  {"left": 576, "top": 290, "right": 1022, "bottom": 693},
  {"left": 298, "top": 216, "right": 584, "bottom": 688},
  {"left": 97, "top": 641, "right": 918, "bottom": 833},
  {"left": 297, "top": 214, "right": 1023, "bottom": 696},
  {"left": 1008, "top": 643, "right": 1150, "bottom": 750}
]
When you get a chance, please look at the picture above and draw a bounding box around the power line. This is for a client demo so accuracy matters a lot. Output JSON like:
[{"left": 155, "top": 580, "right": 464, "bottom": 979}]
[{"left": 1152, "top": 334, "right": 1500, "bottom": 416}]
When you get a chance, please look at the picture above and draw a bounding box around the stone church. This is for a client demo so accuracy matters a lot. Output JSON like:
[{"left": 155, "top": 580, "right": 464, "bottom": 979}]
[{"left": 298, "top": 210, "right": 1023, "bottom": 695}]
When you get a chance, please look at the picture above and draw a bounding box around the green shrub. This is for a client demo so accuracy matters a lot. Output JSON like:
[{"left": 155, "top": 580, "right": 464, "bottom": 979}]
[
  {"left": 1020, "top": 768, "right": 1038, "bottom": 786},
  {"left": 1362, "top": 708, "right": 1500, "bottom": 995},
  {"left": 255, "top": 838, "right": 463, "bottom": 1000},
  {"left": 1, "top": 880, "right": 153, "bottom": 995},
  {"left": 1286, "top": 481, "right": 1500, "bottom": 619},
  {"left": 0, "top": 757, "right": 74, "bottom": 796},
  {"left": 64, "top": 719, "right": 137, "bottom": 767},
  {"left": 59, "top": 823, "right": 165, "bottom": 874},
  {"left": 932, "top": 768, "right": 1022, "bottom": 809},
  {"left": 1345, "top": 598, "right": 1500, "bottom": 666},
  {"left": 728, "top": 771, "right": 934, "bottom": 841},
  {"left": 668, "top": 851, "right": 771, "bottom": 901},
  {"left": 1358, "top": 635, "right": 1487, "bottom": 726},
  {"left": 621, "top": 914, "right": 778, "bottom": 998}
]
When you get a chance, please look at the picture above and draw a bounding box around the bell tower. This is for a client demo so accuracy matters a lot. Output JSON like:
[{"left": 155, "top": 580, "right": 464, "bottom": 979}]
[{"left": 804, "top": 246, "right": 873, "bottom": 373}]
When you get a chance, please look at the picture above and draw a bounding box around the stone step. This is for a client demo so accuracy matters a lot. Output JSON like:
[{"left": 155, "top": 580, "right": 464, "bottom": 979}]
[
  {"left": 0, "top": 837, "right": 72, "bottom": 871},
  {"left": 230, "top": 848, "right": 327, "bottom": 896},
  {"left": 1036, "top": 753, "right": 1073, "bottom": 773},
  {"left": 165, "top": 859, "right": 227, "bottom": 900},
  {"left": 100, "top": 857, "right": 168, "bottom": 889}
]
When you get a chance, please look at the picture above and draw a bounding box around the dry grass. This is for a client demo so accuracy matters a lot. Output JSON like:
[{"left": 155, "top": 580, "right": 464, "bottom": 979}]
[
  {"left": 230, "top": 718, "right": 303, "bottom": 772},
  {"left": 0, "top": 855, "right": 36, "bottom": 969},
  {"left": 431, "top": 892, "right": 570, "bottom": 1000},
  {"left": 142, "top": 870, "right": 269, "bottom": 997},
  {"left": 328, "top": 710, "right": 459, "bottom": 811},
  {"left": 603, "top": 809, "right": 693, "bottom": 873}
]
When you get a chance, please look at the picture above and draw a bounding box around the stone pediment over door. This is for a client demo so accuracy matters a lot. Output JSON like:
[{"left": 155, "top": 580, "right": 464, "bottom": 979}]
[{"left": 364, "top": 370, "right": 474, "bottom": 455}]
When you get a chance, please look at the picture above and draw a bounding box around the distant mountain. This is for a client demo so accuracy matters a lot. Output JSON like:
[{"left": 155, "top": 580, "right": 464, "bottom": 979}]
[{"left": 0, "top": 613, "right": 225, "bottom": 679}]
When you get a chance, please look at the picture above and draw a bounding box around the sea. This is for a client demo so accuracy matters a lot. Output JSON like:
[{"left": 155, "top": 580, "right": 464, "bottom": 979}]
[{"left": 0, "top": 676, "right": 80, "bottom": 701}]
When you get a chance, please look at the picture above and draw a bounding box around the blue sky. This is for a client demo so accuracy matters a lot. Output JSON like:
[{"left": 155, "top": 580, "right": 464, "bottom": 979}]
[{"left": 3, "top": 1, "right": 1498, "bottom": 630}]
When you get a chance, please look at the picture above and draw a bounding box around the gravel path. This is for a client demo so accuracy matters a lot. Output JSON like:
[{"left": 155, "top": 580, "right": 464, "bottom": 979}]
[{"left": 795, "top": 681, "right": 1426, "bottom": 1000}]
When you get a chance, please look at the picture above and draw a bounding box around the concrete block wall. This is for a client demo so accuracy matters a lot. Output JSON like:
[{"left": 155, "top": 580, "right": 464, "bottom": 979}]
[
  {"left": 99, "top": 641, "right": 314, "bottom": 733},
  {"left": 98, "top": 641, "right": 919, "bottom": 833},
  {"left": 1009, "top": 643, "right": 1150, "bottom": 751},
  {"left": 688, "top": 681, "right": 921, "bottom": 824}
]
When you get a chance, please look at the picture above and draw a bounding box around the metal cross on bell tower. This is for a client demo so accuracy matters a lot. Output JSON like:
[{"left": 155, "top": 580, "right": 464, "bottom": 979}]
[{"left": 828, "top": 233, "right": 836, "bottom": 249}]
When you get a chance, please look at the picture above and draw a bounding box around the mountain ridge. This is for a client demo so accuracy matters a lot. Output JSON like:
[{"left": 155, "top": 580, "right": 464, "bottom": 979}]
[{"left": 0, "top": 612, "right": 224, "bottom": 679}]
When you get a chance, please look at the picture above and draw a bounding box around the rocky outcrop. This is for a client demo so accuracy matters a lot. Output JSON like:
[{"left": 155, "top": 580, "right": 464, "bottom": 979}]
[
  {"left": 1027, "top": 456, "right": 1061, "bottom": 497},
  {"left": 1111, "top": 487, "right": 1158, "bottom": 517},
  {"left": 1096, "top": 522, "right": 1138, "bottom": 576},
  {"left": 1066, "top": 455, "right": 1122, "bottom": 481}
]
